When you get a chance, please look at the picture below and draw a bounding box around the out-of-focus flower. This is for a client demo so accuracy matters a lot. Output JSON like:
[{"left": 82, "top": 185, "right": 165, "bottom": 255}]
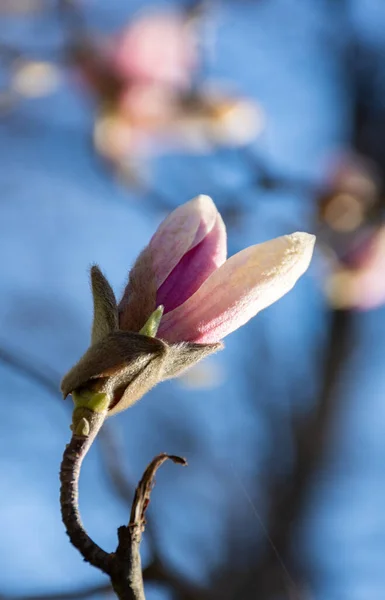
[
  {"left": 62, "top": 195, "right": 315, "bottom": 415},
  {"left": 173, "top": 91, "right": 264, "bottom": 151},
  {"left": 0, "top": 52, "right": 59, "bottom": 114},
  {"left": 110, "top": 13, "right": 197, "bottom": 89},
  {"left": 12, "top": 60, "right": 60, "bottom": 97},
  {"left": 326, "top": 225, "right": 385, "bottom": 310},
  {"left": 318, "top": 152, "right": 385, "bottom": 310},
  {"left": 319, "top": 154, "right": 378, "bottom": 238},
  {"left": 72, "top": 10, "right": 262, "bottom": 178}
]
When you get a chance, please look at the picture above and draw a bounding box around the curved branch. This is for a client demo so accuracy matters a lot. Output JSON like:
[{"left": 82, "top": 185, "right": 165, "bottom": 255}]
[
  {"left": 0, "top": 345, "right": 197, "bottom": 599},
  {"left": 60, "top": 411, "right": 114, "bottom": 575}
]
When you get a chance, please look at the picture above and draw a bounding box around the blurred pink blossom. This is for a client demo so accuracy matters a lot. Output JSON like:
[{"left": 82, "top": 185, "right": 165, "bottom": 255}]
[
  {"left": 110, "top": 12, "right": 197, "bottom": 89},
  {"left": 327, "top": 225, "right": 385, "bottom": 310},
  {"left": 319, "top": 152, "right": 385, "bottom": 310},
  {"left": 72, "top": 11, "right": 262, "bottom": 173}
]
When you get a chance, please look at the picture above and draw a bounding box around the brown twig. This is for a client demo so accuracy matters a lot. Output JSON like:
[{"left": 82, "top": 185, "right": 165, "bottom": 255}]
[
  {"left": 98, "top": 424, "right": 160, "bottom": 557},
  {"left": 111, "top": 454, "right": 187, "bottom": 600},
  {"left": 97, "top": 425, "right": 204, "bottom": 600},
  {"left": 130, "top": 454, "right": 187, "bottom": 528}
]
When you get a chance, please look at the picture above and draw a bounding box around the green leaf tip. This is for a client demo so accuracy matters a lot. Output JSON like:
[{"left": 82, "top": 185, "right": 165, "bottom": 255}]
[
  {"left": 72, "top": 389, "right": 110, "bottom": 413},
  {"left": 139, "top": 305, "right": 164, "bottom": 337}
]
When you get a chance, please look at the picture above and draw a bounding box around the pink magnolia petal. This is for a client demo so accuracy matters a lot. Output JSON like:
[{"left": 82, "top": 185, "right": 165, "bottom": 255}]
[
  {"left": 118, "top": 195, "right": 225, "bottom": 332},
  {"left": 111, "top": 14, "right": 196, "bottom": 88},
  {"left": 157, "top": 232, "right": 316, "bottom": 343},
  {"left": 156, "top": 211, "right": 226, "bottom": 313},
  {"left": 150, "top": 195, "right": 226, "bottom": 288}
]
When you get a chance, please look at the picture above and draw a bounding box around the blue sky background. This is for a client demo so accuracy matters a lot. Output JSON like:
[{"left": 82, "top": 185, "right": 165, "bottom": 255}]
[{"left": 1, "top": 1, "right": 385, "bottom": 599}]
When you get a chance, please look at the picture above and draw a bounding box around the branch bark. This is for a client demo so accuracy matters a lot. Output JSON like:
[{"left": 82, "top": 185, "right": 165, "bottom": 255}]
[{"left": 60, "top": 421, "right": 114, "bottom": 574}]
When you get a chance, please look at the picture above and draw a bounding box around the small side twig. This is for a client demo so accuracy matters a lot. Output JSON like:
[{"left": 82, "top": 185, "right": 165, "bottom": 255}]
[
  {"left": 98, "top": 424, "right": 161, "bottom": 558},
  {"left": 111, "top": 454, "right": 187, "bottom": 600},
  {"left": 98, "top": 427, "right": 204, "bottom": 599}
]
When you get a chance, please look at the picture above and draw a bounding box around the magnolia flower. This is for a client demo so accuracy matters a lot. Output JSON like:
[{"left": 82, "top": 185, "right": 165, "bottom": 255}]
[
  {"left": 326, "top": 224, "right": 385, "bottom": 310},
  {"left": 318, "top": 152, "right": 385, "bottom": 310},
  {"left": 62, "top": 196, "right": 315, "bottom": 415},
  {"left": 72, "top": 11, "right": 262, "bottom": 176},
  {"left": 110, "top": 12, "right": 197, "bottom": 89},
  {"left": 318, "top": 152, "right": 379, "bottom": 258}
]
